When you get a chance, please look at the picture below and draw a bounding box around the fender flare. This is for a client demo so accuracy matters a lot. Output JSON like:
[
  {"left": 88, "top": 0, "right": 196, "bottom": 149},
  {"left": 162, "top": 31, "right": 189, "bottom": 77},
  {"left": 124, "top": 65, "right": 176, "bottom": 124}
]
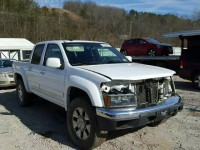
[
  {"left": 66, "top": 75, "right": 104, "bottom": 109},
  {"left": 14, "top": 70, "right": 30, "bottom": 93}
]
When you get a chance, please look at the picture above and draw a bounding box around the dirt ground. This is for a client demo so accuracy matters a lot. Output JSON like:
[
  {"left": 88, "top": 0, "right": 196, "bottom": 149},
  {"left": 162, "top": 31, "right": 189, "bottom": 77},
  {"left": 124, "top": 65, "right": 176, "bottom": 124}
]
[{"left": 0, "top": 76, "right": 199, "bottom": 150}]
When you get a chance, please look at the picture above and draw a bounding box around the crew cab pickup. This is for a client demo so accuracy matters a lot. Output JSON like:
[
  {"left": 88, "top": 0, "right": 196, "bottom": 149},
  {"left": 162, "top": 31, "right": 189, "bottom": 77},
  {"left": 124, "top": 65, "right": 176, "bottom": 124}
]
[{"left": 13, "top": 40, "right": 183, "bottom": 149}]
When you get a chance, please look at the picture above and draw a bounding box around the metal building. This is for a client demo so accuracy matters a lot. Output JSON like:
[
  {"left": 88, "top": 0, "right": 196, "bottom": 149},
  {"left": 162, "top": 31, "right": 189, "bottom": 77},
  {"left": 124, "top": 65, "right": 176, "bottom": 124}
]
[{"left": 0, "top": 38, "right": 34, "bottom": 61}]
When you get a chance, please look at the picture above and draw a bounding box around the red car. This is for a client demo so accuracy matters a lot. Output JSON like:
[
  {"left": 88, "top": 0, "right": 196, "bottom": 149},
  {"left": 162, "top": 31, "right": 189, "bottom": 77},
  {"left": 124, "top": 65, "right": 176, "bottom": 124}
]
[{"left": 120, "top": 38, "right": 173, "bottom": 56}]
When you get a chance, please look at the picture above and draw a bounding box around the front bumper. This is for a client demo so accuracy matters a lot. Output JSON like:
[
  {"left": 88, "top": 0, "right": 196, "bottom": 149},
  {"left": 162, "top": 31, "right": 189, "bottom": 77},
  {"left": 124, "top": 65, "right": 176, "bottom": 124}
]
[
  {"left": 96, "top": 96, "right": 183, "bottom": 131},
  {"left": 0, "top": 76, "right": 15, "bottom": 87}
]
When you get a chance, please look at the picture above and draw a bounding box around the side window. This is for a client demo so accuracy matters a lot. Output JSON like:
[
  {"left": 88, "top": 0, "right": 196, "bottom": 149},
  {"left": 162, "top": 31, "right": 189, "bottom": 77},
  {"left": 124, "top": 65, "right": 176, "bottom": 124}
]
[
  {"left": 43, "top": 44, "right": 64, "bottom": 68},
  {"left": 133, "top": 40, "right": 140, "bottom": 45},
  {"left": 125, "top": 40, "right": 133, "bottom": 44},
  {"left": 138, "top": 39, "right": 144, "bottom": 45},
  {"left": 31, "top": 44, "right": 45, "bottom": 64}
]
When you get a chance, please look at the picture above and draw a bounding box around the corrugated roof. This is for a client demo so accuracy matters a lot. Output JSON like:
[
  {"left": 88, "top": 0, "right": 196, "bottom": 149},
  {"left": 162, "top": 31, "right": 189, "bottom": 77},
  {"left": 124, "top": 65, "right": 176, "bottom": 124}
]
[
  {"left": 163, "top": 30, "right": 200, "bottom": 38},
  {"left": 0, "top": 38, "right": 34, "bottom": 48}
]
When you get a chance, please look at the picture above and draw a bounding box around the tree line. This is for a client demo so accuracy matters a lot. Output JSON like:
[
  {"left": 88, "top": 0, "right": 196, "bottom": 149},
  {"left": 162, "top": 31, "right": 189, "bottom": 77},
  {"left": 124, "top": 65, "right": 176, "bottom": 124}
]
[{"left": 0, "top": 0, "right": 200, "bottom": 47}]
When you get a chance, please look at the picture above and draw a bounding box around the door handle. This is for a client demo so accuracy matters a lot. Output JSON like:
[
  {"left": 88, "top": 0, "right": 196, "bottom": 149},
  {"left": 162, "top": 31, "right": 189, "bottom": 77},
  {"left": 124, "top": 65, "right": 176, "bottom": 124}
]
[
  {"left": 40, "top": 70, "right": 46, "bottom": 75},
  {"left": 28, "top": 67, "right": 32, "bottom": 72}
]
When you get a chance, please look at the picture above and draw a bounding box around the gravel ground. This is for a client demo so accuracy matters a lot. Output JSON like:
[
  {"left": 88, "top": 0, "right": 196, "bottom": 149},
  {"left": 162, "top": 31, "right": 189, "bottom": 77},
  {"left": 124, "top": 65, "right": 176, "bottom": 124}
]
[{"left": 0, "top": 76, "right": 199, "bottom": 150}]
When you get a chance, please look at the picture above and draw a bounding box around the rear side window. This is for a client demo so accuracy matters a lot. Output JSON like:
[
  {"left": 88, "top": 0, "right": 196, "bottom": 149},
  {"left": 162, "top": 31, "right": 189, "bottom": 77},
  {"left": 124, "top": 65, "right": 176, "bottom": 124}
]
[
  {"left": 126, "top": 40, "right": 139, "bottom": 45},
  {"left": 125, "top": 40, "right": 133, "bottom": 44},
  {"left": 133, "top": 39, "right": 140, "bottom": 45},
  {"left": 31, "top": 44, "right": 45, "bottom": 64}
]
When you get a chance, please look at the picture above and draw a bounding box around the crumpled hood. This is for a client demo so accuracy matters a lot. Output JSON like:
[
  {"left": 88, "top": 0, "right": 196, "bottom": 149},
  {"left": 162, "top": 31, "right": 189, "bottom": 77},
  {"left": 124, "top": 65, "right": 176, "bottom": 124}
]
[
  {"left": 0, "top": 67, "right": 13, "bottom": 73},
  {"left": 77, "top": 63, "right": 175, "bottom": 80}
]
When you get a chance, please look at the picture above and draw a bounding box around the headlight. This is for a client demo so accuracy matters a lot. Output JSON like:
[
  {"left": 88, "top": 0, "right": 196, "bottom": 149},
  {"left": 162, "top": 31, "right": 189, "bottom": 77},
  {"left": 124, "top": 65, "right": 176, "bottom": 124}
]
[
  {"left": 0, "top": 73, "right": 7, "bottom": 77},
  {"left": 104, "top": 94, "right": 137, "bottom": 107},
  {"left": 101, "top": 82, "right": 137, "bottom": 108},
  {"left": 158, "top": 77, "right": 174, "bottom": 101}
]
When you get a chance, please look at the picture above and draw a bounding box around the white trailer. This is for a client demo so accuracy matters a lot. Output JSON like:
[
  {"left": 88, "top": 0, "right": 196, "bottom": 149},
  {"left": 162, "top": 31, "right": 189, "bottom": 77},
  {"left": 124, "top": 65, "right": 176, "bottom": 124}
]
[{"left": 0, "top": 38, "right": 34, "bottom": 61}]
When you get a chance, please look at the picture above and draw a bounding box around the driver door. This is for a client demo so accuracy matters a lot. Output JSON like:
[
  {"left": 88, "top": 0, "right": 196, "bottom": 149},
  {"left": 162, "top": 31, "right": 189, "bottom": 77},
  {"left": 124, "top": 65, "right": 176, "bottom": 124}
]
[{"left": 39, "top": 44, "right": 66, "bottom": 106}]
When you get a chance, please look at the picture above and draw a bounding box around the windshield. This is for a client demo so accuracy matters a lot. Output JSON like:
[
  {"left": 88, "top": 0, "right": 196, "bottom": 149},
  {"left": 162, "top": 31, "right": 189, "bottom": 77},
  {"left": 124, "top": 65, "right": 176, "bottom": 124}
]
[
  {"left": 62, "top": 43, "right": 130, "bottom": 66},
  {"left": 0, "top": 60, "right": 13, "bottom": 68},
  {"left": 145, "top": 38, "right": 160, "bottom": 44}
]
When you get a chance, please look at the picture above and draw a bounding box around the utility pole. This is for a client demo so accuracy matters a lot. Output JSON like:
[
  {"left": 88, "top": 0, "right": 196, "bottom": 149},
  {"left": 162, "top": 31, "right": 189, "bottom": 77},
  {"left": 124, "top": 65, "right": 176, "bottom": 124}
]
[
  {"left": 59, "top": 0, "right": 62, "bottom": 39},
  {"left": 129, "top": 21, "right": 133, "bottom": 38}
]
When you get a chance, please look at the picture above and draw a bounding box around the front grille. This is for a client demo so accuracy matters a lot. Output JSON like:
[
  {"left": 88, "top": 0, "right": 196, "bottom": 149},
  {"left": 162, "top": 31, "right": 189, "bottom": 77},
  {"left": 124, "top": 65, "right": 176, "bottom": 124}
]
[
  {"left": 0, "top": 81, "right": 6, "bottom": 84},
  {"left": 136, "top": 81, "right": 159, "bottom": 107}
]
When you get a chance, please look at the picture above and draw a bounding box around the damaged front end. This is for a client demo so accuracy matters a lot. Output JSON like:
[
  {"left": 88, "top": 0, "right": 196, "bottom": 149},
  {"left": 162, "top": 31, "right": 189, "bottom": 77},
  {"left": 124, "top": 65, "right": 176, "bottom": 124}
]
[{"left": 101, "top": 77, "right": 176, "bottom": 109}]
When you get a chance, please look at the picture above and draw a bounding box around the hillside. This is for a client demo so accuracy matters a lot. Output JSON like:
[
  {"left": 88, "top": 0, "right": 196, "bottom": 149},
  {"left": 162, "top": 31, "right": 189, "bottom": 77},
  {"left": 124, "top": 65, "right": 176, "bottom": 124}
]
[
  {"left": 48, "top": 8, "right": 83, "bottom": 22},
  {"left": 0, "top": 0, "right": 199, "bottom": 47}
]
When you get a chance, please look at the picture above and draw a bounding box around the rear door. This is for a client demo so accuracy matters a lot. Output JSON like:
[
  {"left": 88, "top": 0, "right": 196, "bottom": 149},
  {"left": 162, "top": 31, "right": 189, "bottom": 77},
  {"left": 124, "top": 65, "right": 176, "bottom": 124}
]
[
  {"left": 27, "top": 44, "right": 45, "bottom": 93},
  {"left": 133, "top": 39, "right": 147, "bottom": 55},
  {"left": 39, "top": 44, "right": 66, "bottom": 106},
  {"left": 125, "top": 40, "right": 136, "bottom": 55}
]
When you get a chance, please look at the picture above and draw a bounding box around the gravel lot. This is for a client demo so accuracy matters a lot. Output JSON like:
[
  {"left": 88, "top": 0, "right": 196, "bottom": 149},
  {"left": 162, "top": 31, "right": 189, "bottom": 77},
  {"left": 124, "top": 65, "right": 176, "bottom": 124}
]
[{"left": 0, "top": 76, "right": 199, "bottom": 150}]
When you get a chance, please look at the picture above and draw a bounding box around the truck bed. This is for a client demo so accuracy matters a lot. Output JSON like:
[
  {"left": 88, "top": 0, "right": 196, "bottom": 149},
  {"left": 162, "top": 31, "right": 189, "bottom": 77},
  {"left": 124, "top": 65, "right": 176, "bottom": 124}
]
[{"left": 131, "top": 56, "right": 180, "bottom": 72}]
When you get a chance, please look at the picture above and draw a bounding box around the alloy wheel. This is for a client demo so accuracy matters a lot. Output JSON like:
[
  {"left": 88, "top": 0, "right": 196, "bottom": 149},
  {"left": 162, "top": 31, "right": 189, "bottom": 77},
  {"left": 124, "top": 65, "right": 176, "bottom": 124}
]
[
  {"left": 122, "top": 51, "right": 128, "bottom": 56},
  {"left": 148, "top": 50, "right": 156, "bottom": 56},
  {"left": 72, "top": 107, "right": 91, "bottom": 140}
]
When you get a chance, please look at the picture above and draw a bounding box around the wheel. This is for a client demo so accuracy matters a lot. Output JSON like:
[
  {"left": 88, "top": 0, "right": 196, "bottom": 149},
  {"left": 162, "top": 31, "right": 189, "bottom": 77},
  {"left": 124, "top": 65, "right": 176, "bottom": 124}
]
[
  {"left": 148, "top": 49, "right": 156, "bottom": 56},
  {"left": 16, "top": 79, "right": 31, "bottom": 107},
  {"left": 121, "top": 50, "right": 128, "bottom": 56},
  {"left": 67, "top": 97, "right": 107, "bottom": 149},
  {"left": 192, "top": 74, "right": 200, "bottom": 89}
]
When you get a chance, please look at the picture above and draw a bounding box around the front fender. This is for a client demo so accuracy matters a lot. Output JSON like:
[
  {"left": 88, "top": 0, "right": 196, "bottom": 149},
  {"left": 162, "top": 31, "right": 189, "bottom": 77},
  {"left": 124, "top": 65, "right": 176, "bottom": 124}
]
[
  {"left": 66, "top": 75, "right": 104, "bottom": 108},
  {"left": 14, "top": 69, "right": 30, "bottom": 93}
]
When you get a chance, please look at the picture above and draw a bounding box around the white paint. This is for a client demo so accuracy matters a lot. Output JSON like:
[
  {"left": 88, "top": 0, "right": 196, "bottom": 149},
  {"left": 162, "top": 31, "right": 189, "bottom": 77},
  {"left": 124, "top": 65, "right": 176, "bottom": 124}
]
[
  {"left": 46, "top": 58, "right": 61, "bottom": 68},
  {"left": 13, "top": 40, "right": 175, "bottom": 109},
  {"left": 78, "top": 63, "right": 175, "bottom": 80}
]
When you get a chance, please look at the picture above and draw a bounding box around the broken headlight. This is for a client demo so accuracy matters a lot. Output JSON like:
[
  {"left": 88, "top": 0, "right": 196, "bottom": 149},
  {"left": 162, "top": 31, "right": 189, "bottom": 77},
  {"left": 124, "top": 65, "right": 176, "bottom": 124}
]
[
  {"left": 101, "top": 82, "right": 137, "bottom": 108},
  {"left": 158, "top": 77, "right": 174, "bottom": 101}
]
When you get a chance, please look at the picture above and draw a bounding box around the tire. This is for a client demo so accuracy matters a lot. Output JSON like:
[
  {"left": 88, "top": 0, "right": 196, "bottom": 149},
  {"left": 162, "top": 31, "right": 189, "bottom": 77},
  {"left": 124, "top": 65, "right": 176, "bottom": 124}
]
[
  {"left": 147, "top": 49, "right": 156, "bottom": 56},
  {"left": 121, "top": 50, "right": 128, "bottom": 56},
  {"left": 192, "top": 74, "right": 200, "bottom": 89},
  {"left": 16, "top": 79, "right": 31, "bottom": 107},
  {"left": 67, "top": 97, "right": 107, "bottom": 149}
]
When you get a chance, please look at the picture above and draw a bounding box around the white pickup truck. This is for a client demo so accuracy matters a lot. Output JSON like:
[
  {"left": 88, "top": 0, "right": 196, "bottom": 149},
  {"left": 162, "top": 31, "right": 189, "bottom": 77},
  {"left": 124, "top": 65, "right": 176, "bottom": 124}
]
[{"left": 13, "top": 40, "right": 183, "bottom": 149}]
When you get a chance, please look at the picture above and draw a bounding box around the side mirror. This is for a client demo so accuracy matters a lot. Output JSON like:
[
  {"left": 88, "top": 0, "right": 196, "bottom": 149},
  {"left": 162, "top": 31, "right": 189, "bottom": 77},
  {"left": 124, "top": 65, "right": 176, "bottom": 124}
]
[
  {"left": 46, "top": 58, "right": 61, "bottom": 68},
  {"left": 126, "top": 56, "right": 132, "bottom": 62}
]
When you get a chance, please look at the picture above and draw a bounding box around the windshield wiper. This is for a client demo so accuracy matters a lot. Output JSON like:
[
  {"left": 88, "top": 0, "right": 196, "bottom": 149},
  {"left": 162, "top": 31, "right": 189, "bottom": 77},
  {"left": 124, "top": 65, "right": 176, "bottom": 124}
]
[
  {"left": 73, "top": 62, "right": 100, "bottom": 66},
  {"left": 104, "top": 61, "right": 124, "bottom": 64}
]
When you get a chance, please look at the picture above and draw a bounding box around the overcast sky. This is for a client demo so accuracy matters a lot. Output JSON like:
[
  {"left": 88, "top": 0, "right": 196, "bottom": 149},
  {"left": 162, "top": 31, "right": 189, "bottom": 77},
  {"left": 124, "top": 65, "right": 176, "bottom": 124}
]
[{"left": 35, "top": 0, "right": 200, "bottom": 17}]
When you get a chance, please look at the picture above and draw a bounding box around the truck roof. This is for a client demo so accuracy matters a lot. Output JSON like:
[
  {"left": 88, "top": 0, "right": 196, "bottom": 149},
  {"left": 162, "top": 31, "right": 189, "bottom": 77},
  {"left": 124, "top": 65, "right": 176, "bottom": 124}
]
[{"left": 36, "top": 40, "right": 105, "bottom": 45}]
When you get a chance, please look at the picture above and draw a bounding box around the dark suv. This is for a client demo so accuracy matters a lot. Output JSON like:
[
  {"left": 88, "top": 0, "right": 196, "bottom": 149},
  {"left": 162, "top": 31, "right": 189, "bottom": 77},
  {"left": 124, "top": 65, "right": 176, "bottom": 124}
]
[
  {"left": 179, "top": 49, "right": 200, "bottom": 89},
  {"left": 120, "top": 38, "right": 173, "bottom": 56}
]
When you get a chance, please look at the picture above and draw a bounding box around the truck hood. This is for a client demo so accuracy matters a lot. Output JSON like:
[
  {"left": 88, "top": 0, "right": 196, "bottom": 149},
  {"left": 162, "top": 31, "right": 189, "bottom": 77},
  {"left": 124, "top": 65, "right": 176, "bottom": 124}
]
[
  {"left": 77, "top": 63, "right": 175, "bottom": 80},
  {"left": 0, "top": 67, "right": 12, "bottom": 73}
]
